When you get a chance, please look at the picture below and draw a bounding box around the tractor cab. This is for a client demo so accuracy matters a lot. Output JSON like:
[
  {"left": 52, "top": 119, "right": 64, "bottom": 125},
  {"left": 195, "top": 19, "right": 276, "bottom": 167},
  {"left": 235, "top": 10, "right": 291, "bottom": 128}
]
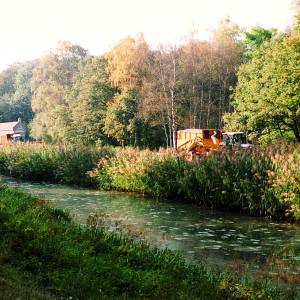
[{"left": 221, "top": 132, "right": 251, "bottom": 148}]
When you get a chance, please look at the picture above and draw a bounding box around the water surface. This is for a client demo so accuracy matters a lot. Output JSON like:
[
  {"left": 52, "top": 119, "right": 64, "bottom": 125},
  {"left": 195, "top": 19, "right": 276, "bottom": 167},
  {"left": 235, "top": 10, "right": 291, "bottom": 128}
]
[{"left": 5, "top": 178, "right": 300, "bottom": 282}]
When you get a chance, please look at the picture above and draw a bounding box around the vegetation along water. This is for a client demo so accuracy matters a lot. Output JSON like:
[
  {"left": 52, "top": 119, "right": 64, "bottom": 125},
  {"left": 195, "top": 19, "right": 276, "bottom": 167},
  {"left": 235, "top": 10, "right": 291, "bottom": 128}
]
[
  {"left": 0, "top": 143, "right": 299, "bottom": 221},
  {"left": 0, "top": 181, "right": 297, "bottom": 299},
  {"left": 5, "top": 178, "right": 300, "bottom": 286}
]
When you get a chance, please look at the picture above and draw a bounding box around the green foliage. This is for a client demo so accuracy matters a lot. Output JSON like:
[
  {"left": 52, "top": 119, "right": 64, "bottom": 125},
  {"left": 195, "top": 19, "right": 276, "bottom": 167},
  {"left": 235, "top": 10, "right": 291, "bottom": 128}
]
[
  {"left": 0, "top": 185, "right": 293, "bottom": 299},
  {"left": 0, "top": 61, "right": 35, "bottom": 124},
  {"left": 30, "top": 41, "right": 88, "bottom": 142},
  {"left": 90, "top": 147, "right": 157, "bottom": 193},
  {"left": 225, "top": 33, "right": 300, "bottom": 143},
  {"left": 243, "top": 26, "right": 274, "bottom": 60},
  {"left": 104, "top": 89, "right": 150, "bottom": 147},
  {"left": 67, "top": 57, "right": 117, "bottom": 145},
  {"left": 0, "top": 265, "right": 56, "bottom": 300},
  {"left": 0, "top": 144, "right": 300, "bottom": 221},
  {"left": 267, "top": 143, "right": 300, "bottom": 220},
  {"left": 1, "top": 143, "right": 300, "bottom": 221},
  {"left": 145, "top": 156, "right": 188, "bottom": 198}
]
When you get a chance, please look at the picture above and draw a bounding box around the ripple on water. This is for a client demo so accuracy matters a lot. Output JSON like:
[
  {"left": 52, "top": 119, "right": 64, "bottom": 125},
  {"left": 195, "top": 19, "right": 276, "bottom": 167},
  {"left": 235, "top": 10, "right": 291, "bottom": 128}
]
[
  {"left": 234, "top": 246, "right": 262, "bottom": 252},
  {"left": 174, "top": 237, "right": 188, "bottom": 241},
  {"left": 206, "top": 245, "right": 222, "bottom": 250},
  {"left": 196, "top": 232, "right": 215, "bottom": 237},
  {"left": 170, "top": 227, "right": 179, "bottom": 231}
]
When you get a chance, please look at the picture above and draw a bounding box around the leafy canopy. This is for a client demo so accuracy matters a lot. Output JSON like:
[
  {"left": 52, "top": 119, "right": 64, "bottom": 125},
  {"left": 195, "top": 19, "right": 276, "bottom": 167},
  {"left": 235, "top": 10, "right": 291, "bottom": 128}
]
[{"left": 225, "top": 33, "right": 300, "bottom": 142}]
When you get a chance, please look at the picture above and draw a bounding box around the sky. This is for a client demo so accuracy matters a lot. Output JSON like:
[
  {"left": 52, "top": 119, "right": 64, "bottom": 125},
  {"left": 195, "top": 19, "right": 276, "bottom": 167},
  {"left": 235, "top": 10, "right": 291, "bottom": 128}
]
[{"left": 0, "top": 0, "right": 294, "bottom": 70}]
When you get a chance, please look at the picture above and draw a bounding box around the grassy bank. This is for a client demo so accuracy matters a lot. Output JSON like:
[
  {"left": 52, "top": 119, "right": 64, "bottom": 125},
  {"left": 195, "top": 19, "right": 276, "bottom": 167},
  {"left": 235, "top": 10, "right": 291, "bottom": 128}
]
[
  {"left": 0, "top": 143, "right": 299, "bottom": 221},
  {"left": 0, "top": 184, "right": 294, "bottom": 299}
]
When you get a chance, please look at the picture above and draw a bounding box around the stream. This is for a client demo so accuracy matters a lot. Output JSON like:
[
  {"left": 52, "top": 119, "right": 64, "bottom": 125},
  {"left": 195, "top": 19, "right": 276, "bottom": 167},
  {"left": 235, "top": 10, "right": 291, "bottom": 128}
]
[{"left": 4, "top": 177, "right": 300, "bottom": 284}]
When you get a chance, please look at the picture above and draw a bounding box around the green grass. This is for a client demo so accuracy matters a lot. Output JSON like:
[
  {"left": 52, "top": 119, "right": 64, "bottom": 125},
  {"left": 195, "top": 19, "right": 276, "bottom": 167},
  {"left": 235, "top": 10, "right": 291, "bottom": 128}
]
[
  {"left": 0, "top": 264, "right": 56, "bottom": 300},
  {"left": 0, "top": 185, "right": 295, "bottom": 299}
]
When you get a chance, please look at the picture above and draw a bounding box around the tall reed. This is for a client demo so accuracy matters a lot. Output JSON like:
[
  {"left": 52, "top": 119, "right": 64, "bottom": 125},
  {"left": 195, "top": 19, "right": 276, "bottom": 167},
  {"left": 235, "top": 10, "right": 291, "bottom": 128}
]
[
  {"left": 0, "top": 142, "right": 299, "bottom": 221},
  {"left": 0, "top": 143, "right": 114, "bottom": 187}
]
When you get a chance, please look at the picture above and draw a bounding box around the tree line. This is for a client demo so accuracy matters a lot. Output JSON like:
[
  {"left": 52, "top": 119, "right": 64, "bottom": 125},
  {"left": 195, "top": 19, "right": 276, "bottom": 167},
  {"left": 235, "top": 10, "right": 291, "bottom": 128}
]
[{"left": 1, "top": 8, "right": 300, "bottom": 147}]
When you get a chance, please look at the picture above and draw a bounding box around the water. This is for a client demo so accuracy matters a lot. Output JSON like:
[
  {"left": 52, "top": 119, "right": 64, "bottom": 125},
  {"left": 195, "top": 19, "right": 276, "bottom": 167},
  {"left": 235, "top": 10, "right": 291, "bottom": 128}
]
[{"left": 4, "top": 177, "right": 300, "bottom": 283}]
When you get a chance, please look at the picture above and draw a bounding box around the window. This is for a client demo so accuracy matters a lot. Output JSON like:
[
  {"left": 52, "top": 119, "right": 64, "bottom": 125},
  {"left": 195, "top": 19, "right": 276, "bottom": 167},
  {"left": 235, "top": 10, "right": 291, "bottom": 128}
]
[{"left": 203, "top": 130, "right": 210, "bottom": 139}]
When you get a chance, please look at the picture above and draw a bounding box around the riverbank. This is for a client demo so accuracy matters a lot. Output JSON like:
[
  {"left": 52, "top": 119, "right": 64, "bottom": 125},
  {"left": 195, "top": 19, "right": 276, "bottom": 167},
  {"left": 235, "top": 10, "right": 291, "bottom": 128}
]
[
  {"left": 0, "top": 184, "right": 295, "bottom": 299},
  {"left": 0, "top": 143, "right": 299, "bottom": 221}
]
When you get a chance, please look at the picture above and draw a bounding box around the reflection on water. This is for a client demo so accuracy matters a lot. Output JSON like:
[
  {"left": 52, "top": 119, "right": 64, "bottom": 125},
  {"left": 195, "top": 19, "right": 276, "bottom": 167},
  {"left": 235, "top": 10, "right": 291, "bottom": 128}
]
[{"left": 4, "top": 177, "right": 300, "bottom": 282}]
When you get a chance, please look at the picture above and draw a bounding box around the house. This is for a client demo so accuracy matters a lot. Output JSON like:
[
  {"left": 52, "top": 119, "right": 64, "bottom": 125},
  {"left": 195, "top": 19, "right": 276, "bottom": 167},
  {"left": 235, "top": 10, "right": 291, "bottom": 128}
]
[{"left": 0, "top": 118, "right": 27, "bottom": 144}]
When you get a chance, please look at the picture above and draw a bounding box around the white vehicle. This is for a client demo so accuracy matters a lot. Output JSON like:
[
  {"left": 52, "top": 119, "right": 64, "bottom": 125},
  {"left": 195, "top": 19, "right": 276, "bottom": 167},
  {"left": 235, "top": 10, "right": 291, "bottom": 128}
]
[{"left": 221, "top": 132, "right": 252, "bottom": 148}]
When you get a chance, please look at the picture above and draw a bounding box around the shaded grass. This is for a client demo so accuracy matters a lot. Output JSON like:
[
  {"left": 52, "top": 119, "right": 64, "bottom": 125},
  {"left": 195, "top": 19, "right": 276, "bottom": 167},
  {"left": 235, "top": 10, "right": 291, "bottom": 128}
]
[
  {"left": 0, "top": 264, "right": 57, "bottom": 300},
  {"left": 0, "top": 185, "right": 295, "bottom": 299}
]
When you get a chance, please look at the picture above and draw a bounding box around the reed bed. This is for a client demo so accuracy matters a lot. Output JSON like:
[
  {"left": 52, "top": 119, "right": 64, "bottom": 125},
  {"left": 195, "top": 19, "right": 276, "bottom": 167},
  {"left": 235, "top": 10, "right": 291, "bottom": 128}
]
[{"left": 0, "top": 142, "right": 299, "bottom": 221}]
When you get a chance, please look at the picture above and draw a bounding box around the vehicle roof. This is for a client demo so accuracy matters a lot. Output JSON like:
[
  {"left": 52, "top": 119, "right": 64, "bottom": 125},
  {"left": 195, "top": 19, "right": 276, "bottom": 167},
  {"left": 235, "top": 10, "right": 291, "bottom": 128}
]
[{"left": 177, "top": 128, "right": 221, "bottom": 133}]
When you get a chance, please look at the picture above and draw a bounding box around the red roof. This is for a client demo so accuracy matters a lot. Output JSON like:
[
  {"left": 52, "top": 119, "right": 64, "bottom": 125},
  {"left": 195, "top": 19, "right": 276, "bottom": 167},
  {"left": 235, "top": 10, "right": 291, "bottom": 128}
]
[{"left": 0, "top": 121, "right": 19, "bottom": 132}]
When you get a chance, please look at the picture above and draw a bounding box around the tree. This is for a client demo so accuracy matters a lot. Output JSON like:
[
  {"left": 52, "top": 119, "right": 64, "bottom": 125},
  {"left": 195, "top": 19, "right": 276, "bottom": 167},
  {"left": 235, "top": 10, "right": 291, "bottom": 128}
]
[
  {"left": 243, "top": 26, "right": 274, "bottom": 60},
  {"left": 104, "top": 89, "right": 148, "bottom": 147},
  {"left": 209, "top": 18, "right": 244, "bottom": 127},
  {"left": 177, "top": 18, "right": 243, "bottom": 130},
  {"left": 292, "top": 0, "right": 300, "bottom": 31},
  {"left": 30, "top": 41, "right": 88, "bottom": 142},
  {"left": 225, "top": 33, "right": 300, "bottom": 142},
  {"left": 0, "top": 61, "right": 36, "bottom": 124},
  {"left": 141, "top": 45, "right": 182, "bottom": 148},
  {"left": 106, "top": 33, "right": 149, "bottom": 90},
  {"left": 67, "top": 57, "right": 116, "bottom": 145}
]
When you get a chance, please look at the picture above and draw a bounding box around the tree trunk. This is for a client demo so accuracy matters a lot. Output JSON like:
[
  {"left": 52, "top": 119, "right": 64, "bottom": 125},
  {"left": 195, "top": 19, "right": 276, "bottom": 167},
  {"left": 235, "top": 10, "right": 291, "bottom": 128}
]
[
  {"left": 206, "top": 89, "right": 211, "bottom": 128},
  {"left": 293, "top": 120, "right": 300, "bottom": 142},
  {"left": 199, "top": 83, "right": 204, "bottom": 128}
]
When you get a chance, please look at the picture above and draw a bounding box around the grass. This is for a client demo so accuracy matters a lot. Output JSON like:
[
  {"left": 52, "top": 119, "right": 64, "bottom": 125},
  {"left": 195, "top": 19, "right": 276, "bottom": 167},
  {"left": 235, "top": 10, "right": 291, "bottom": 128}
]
[
  {"left": 0, "top": 184, "right": 295, "bottom": 299},
  {"left": 0, "top": 264, "right": 56, "bottom": 300}
]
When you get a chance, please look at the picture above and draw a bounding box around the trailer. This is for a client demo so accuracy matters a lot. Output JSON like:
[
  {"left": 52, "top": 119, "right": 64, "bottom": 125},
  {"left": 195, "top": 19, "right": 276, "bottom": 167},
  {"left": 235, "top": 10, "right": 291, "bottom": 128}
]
[{"left": 176, "top": 129, "right": 222, "bottom": 156}]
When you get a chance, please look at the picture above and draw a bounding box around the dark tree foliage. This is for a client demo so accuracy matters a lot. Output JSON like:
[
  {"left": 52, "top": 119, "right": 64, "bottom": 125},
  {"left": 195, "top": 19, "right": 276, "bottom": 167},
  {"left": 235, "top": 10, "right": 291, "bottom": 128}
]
[{"left": 0, "top": 61, "right": 36, "bottom": 124}]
